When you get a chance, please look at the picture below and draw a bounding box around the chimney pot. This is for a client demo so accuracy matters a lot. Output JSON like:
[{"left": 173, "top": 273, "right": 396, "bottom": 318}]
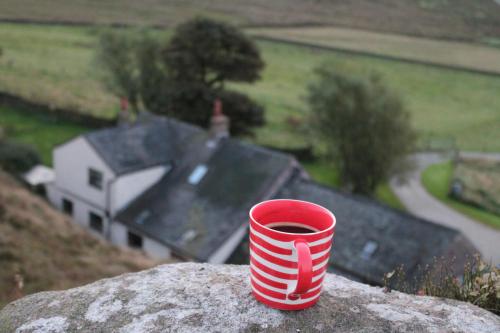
[
  {"left": 118, "top": 97, "right": 131, "bottom": 124},
  {"left": 209, "top": 98, "right": 230, "bottom": 140}
]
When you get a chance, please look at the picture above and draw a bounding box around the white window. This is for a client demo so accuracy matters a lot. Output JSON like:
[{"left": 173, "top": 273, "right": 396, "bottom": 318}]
[
  {"left": 188, "top": 165, "right": 208, "bottom": 185},
  {"left": 135, "top": 210, "right": 151, "bottom": 225},
  {"left": 128, "top": 231, "right": 143, "bottom": 249},
  {"left": 89, "top": 212, "right": 103, "bottom": 233},
  {"left": 62, "top": 198, "right": 73, "bottom": 216},
  {"left": 360, "top": 241, "right": 378, "bottom": 260},
  {"left": 88, "top": 168, "right": 103, "bottom": 190}
]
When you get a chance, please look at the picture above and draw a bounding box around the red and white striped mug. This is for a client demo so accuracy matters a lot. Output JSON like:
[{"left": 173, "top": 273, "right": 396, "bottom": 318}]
[{"left": 249, "top": 199, "right": 336, "bottom": 310}]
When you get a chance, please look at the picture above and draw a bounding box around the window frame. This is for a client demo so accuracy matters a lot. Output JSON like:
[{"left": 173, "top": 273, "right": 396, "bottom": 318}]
[
  {"left": 89, "top": 211, "right": 103, "bottom": 233},
  {"left": 88, "top": 167, "right": 103, "bottom": 190},
  {"left": 62, "top": 198, "right": 73, "bottom": 216},
  {"left": 127, "top": 231, "right": 143, "bottom": 249}
]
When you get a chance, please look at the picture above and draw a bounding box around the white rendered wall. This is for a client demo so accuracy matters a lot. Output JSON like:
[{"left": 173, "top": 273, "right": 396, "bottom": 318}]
[
  {"left": 208, "top": 223, "right": 248, "bottom": 264},
  {"left": 46, "top": 182, "right": 60, "bottom": 209},
  {"left": 46, "top": 184, "right": 109, "bottom": 237},
  {"left": 53, "top": 137, "right": 115, "bottom": 209},
  {"left": 111, "top": 222, "right": 171, "bottom": 260},
  {"left": 144, "top": 236, "right": 172, "bottom": 259},
  {"left": 110, "top": 165, "right": 169, "bottom": 215},
  {"left": 110, "top": 222, "right": 128, "bottom": 247}
]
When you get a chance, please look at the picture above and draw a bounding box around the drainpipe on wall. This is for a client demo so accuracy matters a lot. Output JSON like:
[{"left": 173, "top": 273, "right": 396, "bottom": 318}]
[{"left": 105, "top": 178, "right": 117, "bottom": 242}]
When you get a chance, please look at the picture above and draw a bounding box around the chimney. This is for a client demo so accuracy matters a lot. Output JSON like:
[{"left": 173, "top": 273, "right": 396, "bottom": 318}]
[
  {"left": 118, "top": 97, "right": 131, "bottom": 124},
  {"left": 209, "top": 98, "right": 230, "bottom": 139}
]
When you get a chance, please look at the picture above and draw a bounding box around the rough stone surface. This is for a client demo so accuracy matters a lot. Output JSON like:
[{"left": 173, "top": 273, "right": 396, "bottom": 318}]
[{"left": 1, "top": 263, "right": 499, "bottom": 333}]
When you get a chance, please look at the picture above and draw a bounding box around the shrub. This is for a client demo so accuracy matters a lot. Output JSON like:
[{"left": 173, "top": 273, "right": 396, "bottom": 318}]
[
  {"left": 0, "top": 139, "right": 41, "bottom": 173},
  {"left": 384, "top": 256, "right": 500, "bottom": 315}
]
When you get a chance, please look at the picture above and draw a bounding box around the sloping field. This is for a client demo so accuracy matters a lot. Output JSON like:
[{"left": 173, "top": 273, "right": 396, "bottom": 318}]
[
  {"left": 250, "top": 26, "right": 500, "bottom": 75},
  {"left": 0, "top": 0, "right": 499, "bottom": 42},
  {"left": 0, "top": 171, "right": 157, "bottom": 307}
]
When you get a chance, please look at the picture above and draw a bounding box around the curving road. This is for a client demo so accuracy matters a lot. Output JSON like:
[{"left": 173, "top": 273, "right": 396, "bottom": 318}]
[{"left": 390, "top": 153, "right": 500, "bottom": 266}]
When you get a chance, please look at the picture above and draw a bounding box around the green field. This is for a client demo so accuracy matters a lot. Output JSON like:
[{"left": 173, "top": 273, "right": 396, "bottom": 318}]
[
  {"left": 421, "top": 161, "right": 500, "bottom": 229},
  {"left": 250, "top": 26, "right": 500, "bottom": 74},
  {"left": 0, "top": 106, "right": 89, "bottom": 164},
  {"left": 0, "top": 24, "right": 116, "bottom": 117},
  {"left": 1, "top": 23, "right": 500, "bottom": 152},
  {"left": 235, "top": 41, "right": 500, "bottom": 152}
]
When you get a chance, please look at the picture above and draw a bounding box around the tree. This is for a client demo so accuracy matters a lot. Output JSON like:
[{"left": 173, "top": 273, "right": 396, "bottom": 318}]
[
  {"left": 96, "top": 18, "right": 266, "bottom": 136},
  {"left": 160, "top": 85, "right": 265, "bottom": 136},
  {"left": 137, "top": 36, "right": 173, "bottom": 116},
  {"left": 164, "top": 17, "right": 264, "bottom": 89},
  {"left": 307, "top": 67, "right": 415, "bottom": 195},
  {"left": 96, "top": 31, "right": 142, "bottom": 113},
  {"left": 142, "top": 17, "right": 265, "bottom": 136}
]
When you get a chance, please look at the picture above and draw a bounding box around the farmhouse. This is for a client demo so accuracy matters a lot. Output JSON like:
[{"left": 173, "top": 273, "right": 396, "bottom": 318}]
[{"left": 46, "top": 109, "right": 476, "bottom": 283}]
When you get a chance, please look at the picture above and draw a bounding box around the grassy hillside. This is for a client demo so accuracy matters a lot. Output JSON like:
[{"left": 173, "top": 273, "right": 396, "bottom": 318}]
[
  {"left": 235, "top": 41, "right": 500, "bottom": 152},
  {"left": 0, "top": 0, "right": 499, "bottom": 42},
  {"left": 250, "top": 26, "right": 500, "bottom": 74},
  {"left": 0, "top": 171, "right": 157, "bottom": 308},
  {"left": 1, "top": 23, "right": 500, "bottom": 152},
  {"left": 0, "top": 24, "right": 116, "bottom": 117}
]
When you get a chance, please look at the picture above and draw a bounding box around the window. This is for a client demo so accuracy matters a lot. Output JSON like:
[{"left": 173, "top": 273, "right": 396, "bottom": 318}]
[
  {"left": 128, "top": 231, "right": 143, "bottom": 249},
  {"left": 360, "top": 241, "right": 378, "bottom": 260},
  {"left": 62, "top": 198, "right": 73, "bottom": 216},
  {"left": 135, "top": 210, "right": 151, "bottom": 225},
  {"left": 188, "top": 165, "right": 208, "bottom": 185},
  {"left": 88, "top": 168, "right": 103, "bottom": 190},
  {"left": 89, "top": 212, "right": 103, "bottom": 233}
]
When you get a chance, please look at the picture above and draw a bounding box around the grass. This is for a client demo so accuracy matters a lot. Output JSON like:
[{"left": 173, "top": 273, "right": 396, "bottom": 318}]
[
  {"left": 234, "top": 40, "right": 500, "bottom": 152},
  {"left": 375, "top": 183, "right": 406, "bottom": 211},
  {"left": 1, "top": 23, "right": 500, "bottom": 151},
  {"left": 303, "top": 160, "right": 406, "bottom": 211},
  {"left": 0, "top": 24, "right": 116, "bottom": 117},
  {"left": 0, "top": 22, "right": 496, "bottom": 210},
  {"left": 0, "top": 170, "right": 157, "bottom": 308},
  {"left": 421, "top": 161, "right": 500, "bottom": 229},
  {"left": 249, "top": 26, "right": 500, "bottom": 74},
  {"left": 0, "top": 0, "right": 499, "bottom": 42},
  {"left": 0, "top": 106, "right": 90, "bottom": 165}
]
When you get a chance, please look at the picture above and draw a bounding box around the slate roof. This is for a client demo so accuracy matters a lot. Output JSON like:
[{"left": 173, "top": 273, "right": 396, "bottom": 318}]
[
  {"left": 115, "top": 133, "right": 295, "bottom": 261},
  {"left": 227, "top": 171, "right": 477, "bottom": 285},
  {"left": 275, "top": 174, "right": 477, "bottom": 284},
  {"left": 84, "top": 115, "right": 202, "bottom": 175}
]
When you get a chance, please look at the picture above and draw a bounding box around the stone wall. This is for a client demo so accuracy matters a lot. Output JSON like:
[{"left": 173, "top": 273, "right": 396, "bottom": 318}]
[{"left": 1, "top": 263, "right": 499, "bottom": 332}]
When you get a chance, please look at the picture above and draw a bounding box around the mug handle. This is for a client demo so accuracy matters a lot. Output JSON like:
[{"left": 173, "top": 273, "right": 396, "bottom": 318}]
[{"left": 287, "top": 239, "right": 312, "bottom": 298}]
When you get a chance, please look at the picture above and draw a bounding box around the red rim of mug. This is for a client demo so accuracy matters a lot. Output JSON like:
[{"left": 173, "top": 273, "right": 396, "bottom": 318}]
[{"left": 249, "top": 199, "right": 336, "bottom": 236}]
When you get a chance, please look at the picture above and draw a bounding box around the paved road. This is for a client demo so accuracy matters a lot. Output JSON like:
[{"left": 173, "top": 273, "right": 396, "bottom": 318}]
[{"left": 390, "top": 152, "right": 500, "bottom": 266}]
